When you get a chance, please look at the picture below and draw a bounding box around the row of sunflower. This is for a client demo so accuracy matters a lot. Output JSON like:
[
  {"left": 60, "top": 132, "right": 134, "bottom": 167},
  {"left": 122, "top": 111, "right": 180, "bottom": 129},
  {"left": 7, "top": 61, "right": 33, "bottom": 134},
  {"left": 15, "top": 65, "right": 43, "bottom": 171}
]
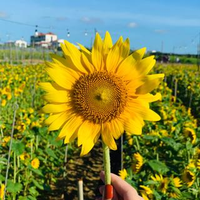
[
  {"left": 0, "top": 62, "right": 200, "bottom": 199},
  {"left": 156, "top": 64, "right": 200, "bottom": 120},
  {"left": 121, "top": 78, "right": 200, "bottom": 200},
  {"left": 0, "top": 64, "right": 76, "bottom": 199}
]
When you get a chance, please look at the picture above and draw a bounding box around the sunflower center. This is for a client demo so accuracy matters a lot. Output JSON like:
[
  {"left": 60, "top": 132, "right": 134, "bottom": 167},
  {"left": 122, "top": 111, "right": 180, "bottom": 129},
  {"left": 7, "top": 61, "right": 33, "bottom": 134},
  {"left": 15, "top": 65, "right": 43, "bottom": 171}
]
[{"left": 71, "top": 71, "right": 127, "bottom": 123}]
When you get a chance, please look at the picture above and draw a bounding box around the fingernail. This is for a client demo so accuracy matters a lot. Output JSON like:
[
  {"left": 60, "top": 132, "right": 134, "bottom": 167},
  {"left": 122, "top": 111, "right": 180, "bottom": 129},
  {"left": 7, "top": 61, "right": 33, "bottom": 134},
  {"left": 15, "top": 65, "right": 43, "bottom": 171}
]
[{"left": 103, "top": 184, "right": 113, "bottom": 200}]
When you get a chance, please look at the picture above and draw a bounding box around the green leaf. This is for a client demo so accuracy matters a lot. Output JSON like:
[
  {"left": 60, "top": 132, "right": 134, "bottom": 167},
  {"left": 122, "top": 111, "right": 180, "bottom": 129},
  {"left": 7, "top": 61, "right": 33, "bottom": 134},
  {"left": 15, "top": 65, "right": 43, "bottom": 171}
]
[
  {"left": 12, "top": 140, "right": 25, "bottom": 156},
  {"left": 32, "top": 179, "right": 44, "bottom": 190},
  {"left": 18, "top": 196, "right": 27, "bottom": 200},
  {"left": 144, "top": 180, "right": 158, "bottom": 185},
  {"left": 7, "top": 180, "right": 22, "bottom": 194},
  {"left": 161, "top": 137, "right": 180, "bottom": 151},
  {"left": 45, "top": 148, "right": 57, "bottom": 159},
  {"left": 29, "top": 186, "right": 39, "bottom": 196},
  {"left": 0, "top": 174, "right": 5, "bottom": 181},
  {"left": 186, "top": 141, "right": 193, "bottom": 150},
  {"left": 153, "top": 189, "right": 162, "bottom": 200},
  {"left": 143, "top": 135, "right": 159, "bottom": 141},
  {"left": 148, "top": 160, "right": 169, "bottom": 174},
  {"left": 28, "top": 165, "right": 43, "bottom": 176},
  {"left": 181, "top": 192, "right": 194, "bottom": 199},
  {"left": 27, "top": 196, "right": 37, "bottom": 200}
]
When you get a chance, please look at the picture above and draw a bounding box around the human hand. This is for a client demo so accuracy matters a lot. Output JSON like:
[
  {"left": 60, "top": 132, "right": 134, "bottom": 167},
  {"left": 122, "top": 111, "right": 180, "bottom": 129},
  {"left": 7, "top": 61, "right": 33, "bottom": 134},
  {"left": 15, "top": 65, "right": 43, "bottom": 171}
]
[{"left": 96, "top": 171, "right": 144, "bottom": 200}]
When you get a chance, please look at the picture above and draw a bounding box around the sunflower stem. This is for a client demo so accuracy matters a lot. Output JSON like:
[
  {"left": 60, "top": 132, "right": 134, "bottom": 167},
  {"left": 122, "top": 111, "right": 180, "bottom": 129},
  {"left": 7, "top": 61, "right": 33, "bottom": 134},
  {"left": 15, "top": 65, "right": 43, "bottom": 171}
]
[{"left": 102, "top": 141, "right": 111, "bottom": 185}]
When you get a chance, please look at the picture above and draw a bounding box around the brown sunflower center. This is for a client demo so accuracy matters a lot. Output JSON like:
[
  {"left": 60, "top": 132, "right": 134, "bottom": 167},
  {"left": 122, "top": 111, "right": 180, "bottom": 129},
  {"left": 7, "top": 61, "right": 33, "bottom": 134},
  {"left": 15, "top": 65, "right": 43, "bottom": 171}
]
[{"left": 71, "top": 71, "right": 127, "bottom": 123}]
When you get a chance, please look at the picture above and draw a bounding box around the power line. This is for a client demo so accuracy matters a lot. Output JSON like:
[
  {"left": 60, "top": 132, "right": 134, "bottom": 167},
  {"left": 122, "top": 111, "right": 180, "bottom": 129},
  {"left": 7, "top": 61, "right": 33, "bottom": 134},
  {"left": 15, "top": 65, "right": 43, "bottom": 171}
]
[
  {"left": 0, "top": 18, "right": 70, "bottom": 31},
  {"left": 0, "top": 18, "right": 51, "bottom": 29}
]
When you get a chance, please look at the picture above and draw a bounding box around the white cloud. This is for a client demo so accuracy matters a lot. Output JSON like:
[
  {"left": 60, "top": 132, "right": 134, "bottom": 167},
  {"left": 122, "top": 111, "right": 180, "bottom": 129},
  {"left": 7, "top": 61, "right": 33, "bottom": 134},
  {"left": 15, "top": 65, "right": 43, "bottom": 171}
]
[
  {"left": 0, "top": 11, "right": 8, "bottom": 19},
  {"left": 80, "top": 16, "right": 102, "bottom": 24},
  {"left": 127, "top": 22, "right": 137, "bottom": 28}
]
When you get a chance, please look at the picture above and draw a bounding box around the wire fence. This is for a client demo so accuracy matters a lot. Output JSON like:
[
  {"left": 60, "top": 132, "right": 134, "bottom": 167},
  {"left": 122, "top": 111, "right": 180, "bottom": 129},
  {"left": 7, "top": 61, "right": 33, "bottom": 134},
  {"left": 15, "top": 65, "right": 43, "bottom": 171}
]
[{"left": 0, "top": 45, "right": 58, "bottom": 65}]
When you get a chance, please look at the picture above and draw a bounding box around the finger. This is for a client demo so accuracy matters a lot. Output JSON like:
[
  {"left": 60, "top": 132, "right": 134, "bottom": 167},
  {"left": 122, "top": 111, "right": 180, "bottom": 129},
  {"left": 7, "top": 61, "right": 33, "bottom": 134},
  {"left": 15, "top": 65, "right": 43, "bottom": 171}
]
[
  {"left": 103, "top": 184, "right": 113, "bottom": 200},
  {"left": 99, "top": 185, "right": 104, "bottom": 194},
  {"left": 100, "top": 171, "right": 141, "bottom": 199}
]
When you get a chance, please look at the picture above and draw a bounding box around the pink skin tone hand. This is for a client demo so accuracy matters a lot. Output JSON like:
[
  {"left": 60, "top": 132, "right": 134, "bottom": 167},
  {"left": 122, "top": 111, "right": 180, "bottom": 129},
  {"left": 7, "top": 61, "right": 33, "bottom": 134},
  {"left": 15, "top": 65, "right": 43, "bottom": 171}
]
[{"left": 96, "top": 171, "right": 144, "bottom": 200}]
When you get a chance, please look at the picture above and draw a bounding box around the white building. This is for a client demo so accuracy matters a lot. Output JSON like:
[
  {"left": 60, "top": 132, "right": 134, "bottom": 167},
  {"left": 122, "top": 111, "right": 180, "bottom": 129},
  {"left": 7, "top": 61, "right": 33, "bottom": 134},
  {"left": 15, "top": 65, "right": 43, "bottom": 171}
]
[
  {"left": 51, "top": 39, "right": 65, "bottom": 48},
  {"left": 15, "top": 40, "right": 27, "bottom": 48},
  {"left": 30, "top": 32, "right": 58, "bottom": 48}
]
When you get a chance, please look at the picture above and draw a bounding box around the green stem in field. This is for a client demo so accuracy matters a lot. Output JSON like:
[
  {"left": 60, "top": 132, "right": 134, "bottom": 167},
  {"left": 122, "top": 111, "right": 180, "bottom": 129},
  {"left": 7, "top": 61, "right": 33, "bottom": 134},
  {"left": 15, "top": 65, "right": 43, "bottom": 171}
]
[
  {"left": 30, "top": 138, "right": 33, "bottom": 159},
  {"left": 17, "top": 156, "right": 21, "bottom": 183},
  {"left": 14, "top": 153, "right": 16, "bottom": 183},
  {"left": 36, "top": 135, "right": 39, "bottom": 151},
  {"left": 135, "top": 136, "right": 140, "bottom": 151},
  {"left": 102, "top": 141, "right": 111, "bottom": 185},
  {"left": 3, "top": 102, "right": 18, "bottom": 200}
]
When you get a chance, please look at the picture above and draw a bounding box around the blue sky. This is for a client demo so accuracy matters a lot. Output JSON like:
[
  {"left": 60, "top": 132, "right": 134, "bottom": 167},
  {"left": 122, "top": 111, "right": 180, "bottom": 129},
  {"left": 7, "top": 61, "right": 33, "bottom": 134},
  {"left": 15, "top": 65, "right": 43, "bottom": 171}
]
[{"left": 0, "top": 0, "right": 199, "bottom": 54}]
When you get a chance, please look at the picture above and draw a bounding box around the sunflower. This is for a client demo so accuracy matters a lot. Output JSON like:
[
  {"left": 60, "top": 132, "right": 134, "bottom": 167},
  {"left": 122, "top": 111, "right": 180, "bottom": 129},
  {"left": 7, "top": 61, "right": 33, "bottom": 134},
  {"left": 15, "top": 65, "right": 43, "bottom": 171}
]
[
  {"left": 140, "top": 185, "right": 153, "bottom": 200},
  {"left": 169, "top": 192, "right": 180, "bottom": 199},
  {"left": 0, "top": 184, "right": 5, "bottom": 199},
  {"left": 183, "top": 127, "right": 196, "bottom": 144},
  {"left": 20, "top": 152, "right": 30, "bottom": 161},
  {"left": 132, "top": 152, "right": 143, "bottom": 173},
  {"left": 197, "top": 160, "right": 200, "bottom": 170},
  {"left": 182, "top": 170, "right": 195, "bottom": 187},
  {"left": 41, "top": 32, "right": 163, "bottom": 156},
  {"left": 31, "top": 158, "right": 40, "bottom": 169},
  {"left": 151, "top": 174, "right": 169, "bottom": 194},
  {"left": 118, "top": 169, "right": 128, "bottom": 180},
  {"left": 1, "top": 99, "right": 6, "bottom": 107},
  {"left": 172, "top": 177, "right": 182, "bottom": 188}
]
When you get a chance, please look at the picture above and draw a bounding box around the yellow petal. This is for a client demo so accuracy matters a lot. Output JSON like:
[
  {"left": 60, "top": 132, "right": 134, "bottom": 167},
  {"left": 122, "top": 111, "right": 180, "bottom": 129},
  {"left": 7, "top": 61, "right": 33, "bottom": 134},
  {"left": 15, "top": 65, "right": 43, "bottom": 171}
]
[
  {"left": 45, "top": 65, "right": 75, "bottom": 90},
  {"left": 58, "top": 115, "right": 82, "bottom": 141},
  {"left": 110, "top": 119, "right": 124, "bottom": 140},
  {"left": 116, "top": 54, "right": 137, "bottom": 79},
  {"left": 136, "top": 74, "right": 164, "bottom": 94},
  {"left": 127, "top": 101, "right": 160, "bottom": 121},
  {"left": 137, "top": 93, "right": 162, "bottom": 102},
  {"left": 125, "top": 117, "right": 143, "bottom": 135},
  {"left": 48, "top": 112, "right": 71, "bottom": 131},
  {"left": 121, "top": 38, "right": 130, "bottom": 59},
  {"left": 42, "top": 103, "right": 69, "bottom": 113},
  {"left": 140, "top": 109, "right": 161, "bottom": 121},
  {"left": 77, "top": 43, "right": 91, "bottom": 56},
  {"left": 81, "top": 53, "right": 95, "bottom": 73},
  {"left": 103, "top": 31, "right": 113, "bottom": 55},
  {"left": 132, "top": 47, "right": 146, "bottom": 60},
  {"left": 46, "top": 60, "right": 78, "bottom": 80},
  {"left": 92, "top": 33, "right": 104, "bottom": 70},
  {"left": 50, "top": 54, "right": 81, "bottom": 76},
  {"left": 102, "top": 123, "right": 117, "bottom": 150},
  {"left": 45, "top": 113, "right": 63, "bottom": 125},
  {"left": 78, "top": 121, "right": 100, "bottom": 146},
  {"left": 106, "top": 37, "right": 130, "bottom": 72},
  {"left": 39, "top": 82, "right": 59, "bottom": 93},
  {"left": 136, "top": 56, "right": 156, "bottom": 76},
  {"left": 106, "top": 45, "right": 121, "bottom": 72},
  {"left": 127, "top": 79, "right": 145, "bottom": 94},
  {"left": 43, "top": 91, "right": 69, "bottom": 103},
  {"left": 80, "top": 132, "right": 100, "bottom": 156},
  {"left": 61, "top": 41, "right": 87, "bottom": 73}
]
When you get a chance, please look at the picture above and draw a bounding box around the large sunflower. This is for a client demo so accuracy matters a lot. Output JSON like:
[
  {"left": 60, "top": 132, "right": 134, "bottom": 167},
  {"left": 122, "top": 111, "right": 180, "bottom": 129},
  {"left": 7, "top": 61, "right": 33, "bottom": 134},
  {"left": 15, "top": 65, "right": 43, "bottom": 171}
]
[{"left": 41, "top": 32, "right": 164, "bottom": 156}]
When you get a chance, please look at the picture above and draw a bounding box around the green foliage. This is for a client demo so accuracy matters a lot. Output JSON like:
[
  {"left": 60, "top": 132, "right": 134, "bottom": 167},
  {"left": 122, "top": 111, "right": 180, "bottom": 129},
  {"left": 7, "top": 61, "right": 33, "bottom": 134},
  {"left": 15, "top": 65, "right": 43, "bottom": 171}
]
[{"left": 0, "top": 63, "right": 200, "bottom": 199}]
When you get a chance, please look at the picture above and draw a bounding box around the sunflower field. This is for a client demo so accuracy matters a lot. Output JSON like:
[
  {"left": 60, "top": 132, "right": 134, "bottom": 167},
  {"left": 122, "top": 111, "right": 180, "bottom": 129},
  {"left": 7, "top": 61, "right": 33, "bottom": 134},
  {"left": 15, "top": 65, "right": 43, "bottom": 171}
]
[{"left": 0, "top": 60, "right": 200, "bottom": 200}]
